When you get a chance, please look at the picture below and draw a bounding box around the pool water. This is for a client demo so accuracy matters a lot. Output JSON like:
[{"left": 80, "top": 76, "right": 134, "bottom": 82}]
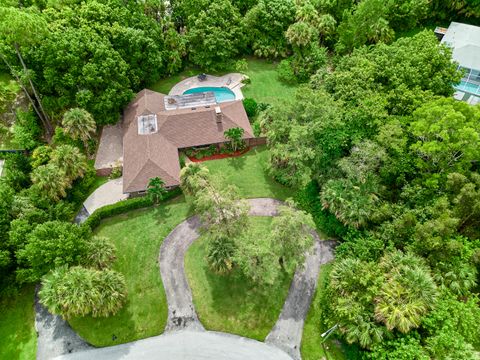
[
  {"left": 455, "top": 80, "right": 480, "bottom": 95},
  {"left": 183, "top": 87, "right": 236, "bottom": 103}
]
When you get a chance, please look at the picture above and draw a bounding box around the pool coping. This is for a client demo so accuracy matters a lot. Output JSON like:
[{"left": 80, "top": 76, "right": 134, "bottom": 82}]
[{"left": 168, "top": 73, "right": 246, "bottom": 100}]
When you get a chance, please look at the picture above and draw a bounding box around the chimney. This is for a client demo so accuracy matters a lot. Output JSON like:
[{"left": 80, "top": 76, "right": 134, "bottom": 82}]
[{"left": 215, "top": 106, "right": 222, "bottom": 123}]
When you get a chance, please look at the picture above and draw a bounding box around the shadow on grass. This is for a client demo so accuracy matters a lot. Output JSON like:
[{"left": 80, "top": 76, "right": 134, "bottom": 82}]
[{"left": 227, "top": 154, "right": 246, "bottom": 171}]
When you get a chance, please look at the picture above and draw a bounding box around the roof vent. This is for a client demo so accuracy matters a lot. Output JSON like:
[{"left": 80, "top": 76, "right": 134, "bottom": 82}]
[{"left": 215, "top": 106, "right": 222, "bottom": 123}]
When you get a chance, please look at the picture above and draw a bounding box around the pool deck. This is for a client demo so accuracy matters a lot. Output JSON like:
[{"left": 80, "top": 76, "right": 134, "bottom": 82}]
[{"left": 168, "top": 73, "right": 246, "bottom": 100}]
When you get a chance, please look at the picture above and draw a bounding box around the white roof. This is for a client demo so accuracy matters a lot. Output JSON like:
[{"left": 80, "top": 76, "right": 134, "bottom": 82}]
[{"left": 441, "top": 22, "right": 480, "bottom": 70}]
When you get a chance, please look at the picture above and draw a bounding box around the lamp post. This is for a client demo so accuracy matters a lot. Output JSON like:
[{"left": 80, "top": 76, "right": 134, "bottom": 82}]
[{"left": 321, "top": 324, "right": 338, "bottom": 360}]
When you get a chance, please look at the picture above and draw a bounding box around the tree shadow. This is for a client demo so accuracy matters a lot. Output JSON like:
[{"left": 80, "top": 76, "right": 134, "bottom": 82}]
[{"left": 227, "top": 155, "right": 247, "bottom": 171}]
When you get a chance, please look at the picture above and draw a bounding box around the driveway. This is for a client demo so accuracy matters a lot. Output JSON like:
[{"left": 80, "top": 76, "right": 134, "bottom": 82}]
[{"left": 83, "top": 177, "right": 127, "bottom": 215}]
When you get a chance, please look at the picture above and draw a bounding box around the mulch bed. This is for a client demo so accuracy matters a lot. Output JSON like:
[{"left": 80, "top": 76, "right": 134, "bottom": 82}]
[{"left": 188, "top": 148, "right": 250, "bottom": 162}]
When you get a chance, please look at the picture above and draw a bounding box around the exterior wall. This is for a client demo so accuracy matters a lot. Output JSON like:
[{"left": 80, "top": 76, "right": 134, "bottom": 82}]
[{"left": 248, "top": 137, "right": 267, "bottom": 147}]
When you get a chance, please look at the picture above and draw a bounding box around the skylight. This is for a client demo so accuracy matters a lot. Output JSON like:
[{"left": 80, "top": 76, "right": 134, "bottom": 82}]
[{"left": 138, "top": 114, "right": 158, "bottom": 135}]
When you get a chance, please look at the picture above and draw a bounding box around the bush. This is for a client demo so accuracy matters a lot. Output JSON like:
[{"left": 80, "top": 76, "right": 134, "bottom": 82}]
[
  {"left": 84, "top": 236, "right": 116, "bottom": 269},
  {"left": 83, "top": 187, "right": 182, "bottom": 229},
  {"left": 253, "top": 122, "right": 262, "bottom": 137},
  {"left": 109, "top": 166, "right": 122, "bottom": 179},
  {"left": 66, "top": 163, "right": 96, "bottom": 208},
  {"left": 241, "top": 77, "right": 251, "bottom": 85},
  {"left": 235, "top": 59, "right": 248, "bottom": 72},
  {"left": 243, "top": 98, "right": 258, "bottom": 118},
  {"left": 39, "top": 266, "right": 127, "bottom": 319},
  {"left": 294, "top": 181, "right": 347, "bottom": 238},
  {"left": 12, "top": 110, "right": 41, "bottom": 150},
  {"left": 277, "top": 59, "right": 297, "bottom": 84}
]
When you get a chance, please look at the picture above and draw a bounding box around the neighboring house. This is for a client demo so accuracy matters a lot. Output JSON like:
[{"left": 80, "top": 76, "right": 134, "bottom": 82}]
[
  {"left": 117, "top": 89, "right": 255, "bottom": 196},
  {"left": 438, "top": 22, "right": 480, "bottom": 104}
]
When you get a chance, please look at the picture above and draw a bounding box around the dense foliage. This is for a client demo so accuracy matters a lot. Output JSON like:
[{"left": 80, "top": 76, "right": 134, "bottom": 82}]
[{"left": 263, "top": 30, "right": 480, "bottom": 358}]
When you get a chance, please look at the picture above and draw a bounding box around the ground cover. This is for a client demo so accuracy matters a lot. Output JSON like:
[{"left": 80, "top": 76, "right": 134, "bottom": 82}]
[
  {"left": 0, "top": 285, "right": 37, "bottom": 360},
  {"left": 184, "top": 216, "right": 292, "bottom": 340},
  {"left": 149, "top": 58, "right": 298, "bottom": 107},
  {"left": 69, "top": 196, "right": 191, "bottom": 346},
  {"left": 301, "top": 263, "right": 346, "bottom": 360}
]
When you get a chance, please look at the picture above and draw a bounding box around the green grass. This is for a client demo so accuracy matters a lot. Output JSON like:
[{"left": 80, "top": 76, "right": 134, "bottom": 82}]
[
  {"left": 149, "top": 58, "right": 298, "bottom": 107},
  {"left": 0, "top": 286, "right": 37, "bottom": 360},
  {"left": 69, "top": 196, "right": 191, "bottom": 346},
  {"left": 203, "top": 146, "right": 293, "bottom": 200},
  {"left": 301, "top": 263, "right": 346, "bottom": 360},
  {"left": 185, "top": 216, "right": 292, "bottom": 340}
]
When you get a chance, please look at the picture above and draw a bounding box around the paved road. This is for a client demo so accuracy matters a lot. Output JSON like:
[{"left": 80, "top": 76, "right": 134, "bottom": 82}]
[{"left": 53, "top": 330, "right": 293, "bottom": 360}]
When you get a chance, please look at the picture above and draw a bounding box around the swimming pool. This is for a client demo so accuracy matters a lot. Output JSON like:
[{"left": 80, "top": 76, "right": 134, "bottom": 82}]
[{"left": 183, "top": 87, "right": 236, "bottom": 103}]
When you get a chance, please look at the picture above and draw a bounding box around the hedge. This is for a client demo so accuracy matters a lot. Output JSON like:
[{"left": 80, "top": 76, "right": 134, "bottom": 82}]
[{"left": 82, "top": 187, "right": 182, "bottom": 230}]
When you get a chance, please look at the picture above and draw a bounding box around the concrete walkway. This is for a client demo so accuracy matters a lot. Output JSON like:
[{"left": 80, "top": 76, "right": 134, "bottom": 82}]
[
  {"left": 83, "top": 177, "right": 128, "bottom": 215},
  {"left": 168, "top": 73, "right": 246, "bottom": 100}
]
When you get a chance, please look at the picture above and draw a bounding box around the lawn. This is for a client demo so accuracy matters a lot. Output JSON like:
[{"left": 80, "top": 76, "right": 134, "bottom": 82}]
[
  {"left": 301, "top": 263, "right": 346, "bottom": 360},
  {"left": 0, "top": 285, "right": 37, "bottom": 360},
  {"left": 69, "top": 196, "right": 191, "bottom": 346},
  {"left": 184, "top": 216, "right": 292, "bottom": 340},
  {"left": 149, "top": 58, "right": 298, "bottom": 107},
  {"left": 203, "top": 146, "right": 293, "bottom": 200}
]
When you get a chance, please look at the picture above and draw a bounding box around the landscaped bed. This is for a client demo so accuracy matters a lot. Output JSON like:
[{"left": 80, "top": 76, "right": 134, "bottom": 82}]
[{"left": 184, "top": 217, "right": 292, "bottom": 340}]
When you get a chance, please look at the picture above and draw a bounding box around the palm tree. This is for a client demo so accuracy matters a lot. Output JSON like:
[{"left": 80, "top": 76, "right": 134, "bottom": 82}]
[
  {"left": 147, "top": 177, "right": 168, "bottom": 205},
  {"left": 50, "top": 144, "right": 88, "bottom": 182},
  {"left": 375, "top": 251, "right": 438, "bottom": 333},
  {"left": 224, "top": 127, "right": 245, "bottom": 152},
  {"left": 39, "top": 266, "right": 127, "bottom": 319},
  {"left": 179, "top": 163, "right": 211, "bottom": 196},
  {"left": 30, "top": 163, "right": 69, "bottom": 201},
  {"left": 62, "top": 108, "right": 96, "bottom": 154}
]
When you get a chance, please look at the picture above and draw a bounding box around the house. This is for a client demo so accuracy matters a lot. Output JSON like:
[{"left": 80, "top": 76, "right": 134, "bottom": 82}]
[
  {"left": 116, "top": 89, "right": 255, "bottom": 196},
  {"left": 439, "top": 22, "right": 480, "bottom": 104}
]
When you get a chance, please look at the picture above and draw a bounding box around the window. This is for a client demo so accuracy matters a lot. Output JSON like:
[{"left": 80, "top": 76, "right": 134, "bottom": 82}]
[{"left": 137, "top": 114, "right": 158, "bottom": 135}]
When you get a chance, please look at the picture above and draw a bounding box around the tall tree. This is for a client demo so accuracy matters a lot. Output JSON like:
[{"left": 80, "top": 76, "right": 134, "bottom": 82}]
[
  {"left": 185, "top": 0, "right": 244, "bottom": 70},
  {"left": 50, "top": 145, "right": 88, "bottom": 183},
  {"left": 0, "top": 6, "right": 52, "bottom": 137},
  {"left": 30, "top": 162, "right": 69, "bottom": 201}
]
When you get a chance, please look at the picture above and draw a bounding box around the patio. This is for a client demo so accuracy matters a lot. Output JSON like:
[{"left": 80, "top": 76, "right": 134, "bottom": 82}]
[{"left": 168, "top": 73, "right": 247, "bottom": 100}]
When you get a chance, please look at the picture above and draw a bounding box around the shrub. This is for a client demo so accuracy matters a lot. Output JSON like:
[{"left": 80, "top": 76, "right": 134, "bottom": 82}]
[
  {"left": 83, "top": 187, "right": 182, "bottom": 230},
  {"left": 241, "top": 77, "right": 251, "bottom": 85},
  {"left": 243, "top": 98, "right": 258, "bottom": 118},
  {"left": 277, "top": 59, "right": 297, "bottom": 84},
  {"left": 253, "top": 122, "right": 262, "bottom": 137},
  {"left": 294, "top": 181, "right": 347, "bottom": 238},
  {"left": 40, "top": 266, "right": 127, "bottom": 319},
  {"left": 84, "top": 236, "right": 116, "bottom": 269},
  {"left": 235, "top": 59, "right": 248, "bottom": 72},
  {"left": 206, "top": 232, "right": 236, "bottom": 274},
  {"left": 12, "top": 110, "right": 41, "bottom": 150},
  {"left": 16, "top": 221, "right": 90, "bottom": 282},
  {"left": 109, "top": 166, "right": 122, "bottom": 179}
]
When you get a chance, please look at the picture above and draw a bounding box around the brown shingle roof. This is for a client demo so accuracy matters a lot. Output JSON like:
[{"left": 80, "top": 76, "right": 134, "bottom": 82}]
[{"left": 122, "top": 90, "right": 254, "bottom": 193}]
